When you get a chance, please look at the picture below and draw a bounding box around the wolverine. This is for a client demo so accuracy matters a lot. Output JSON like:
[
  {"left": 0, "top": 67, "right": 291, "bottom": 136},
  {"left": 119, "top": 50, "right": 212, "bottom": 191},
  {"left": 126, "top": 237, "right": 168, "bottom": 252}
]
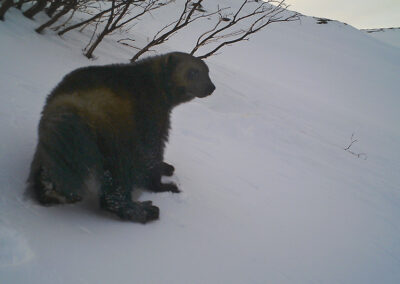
[{"left": 27, "top": 52, "right": 215, "bottom": 223}]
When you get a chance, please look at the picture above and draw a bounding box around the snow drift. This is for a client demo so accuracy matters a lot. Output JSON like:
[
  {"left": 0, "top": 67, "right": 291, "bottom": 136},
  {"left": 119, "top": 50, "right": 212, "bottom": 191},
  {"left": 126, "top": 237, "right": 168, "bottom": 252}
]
[{"left": 0, "top": 2, "right": 399, "bottom": 283}]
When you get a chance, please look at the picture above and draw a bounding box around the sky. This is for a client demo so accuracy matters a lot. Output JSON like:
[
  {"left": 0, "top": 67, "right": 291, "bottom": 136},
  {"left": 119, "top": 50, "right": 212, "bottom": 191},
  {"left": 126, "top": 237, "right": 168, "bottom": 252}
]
[{"left": 287, "top": 0, "right": 400, "bottom": 29}]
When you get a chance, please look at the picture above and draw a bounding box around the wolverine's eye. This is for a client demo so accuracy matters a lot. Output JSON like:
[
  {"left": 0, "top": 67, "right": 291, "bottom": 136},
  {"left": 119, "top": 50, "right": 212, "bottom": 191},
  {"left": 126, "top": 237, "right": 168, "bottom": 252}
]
[{"left": 187, "top": 69, "right": 199, "bottom": 80}]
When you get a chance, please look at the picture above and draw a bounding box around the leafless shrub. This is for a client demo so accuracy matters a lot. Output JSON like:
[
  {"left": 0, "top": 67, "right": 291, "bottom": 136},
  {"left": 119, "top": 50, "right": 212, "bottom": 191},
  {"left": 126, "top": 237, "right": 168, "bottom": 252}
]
[
  {"left": 1, "top": 0, "right": 300, "bottom": 62},
  {"left": 129, "top": 0, "right": 222, "bottom": 62},
  {"left": 0, "top": 0, "right": 15, "bottom": 21},
  {"left": 344, "top": 133, "right": 367, "bottom": 160},
  {"left": 190, "top": 0, "right": 299, "bottom": 59},
  {"left": 35, "top": 0, "right": 80, "bottom": 33},
  {"left": 46, "top": 0, "right": 63, "bottom": 17},
  {"left": 16, "top": 0, "right": 31, "bottom": 10},
  {"left": 84, "top": 0, "right": 169, "bottom": 59},
  {"left": 57, "top": 1, "right": 124, "bottom": 35},
  {"left": 23, "top": 0, "right": 48, "bottom": 19}
]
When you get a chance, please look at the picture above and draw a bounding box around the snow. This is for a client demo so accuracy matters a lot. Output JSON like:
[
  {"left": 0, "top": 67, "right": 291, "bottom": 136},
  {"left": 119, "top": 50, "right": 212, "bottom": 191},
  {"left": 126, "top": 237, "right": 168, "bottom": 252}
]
[
  {"left": 362, "top": 28, "right": 400, "bottom": 49},
  {"left": 1, "top": 2, "right": 400, "bottom": 283}
]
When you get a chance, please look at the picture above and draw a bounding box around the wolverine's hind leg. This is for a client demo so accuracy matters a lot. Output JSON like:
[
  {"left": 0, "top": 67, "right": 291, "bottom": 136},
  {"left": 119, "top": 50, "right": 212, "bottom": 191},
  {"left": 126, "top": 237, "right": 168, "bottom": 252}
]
[
  {"left": 27, "top": 111, "right": 100, "bottom": 205},
  {"left": 28, "top": 156, "right": 82, "bottom": 205}
]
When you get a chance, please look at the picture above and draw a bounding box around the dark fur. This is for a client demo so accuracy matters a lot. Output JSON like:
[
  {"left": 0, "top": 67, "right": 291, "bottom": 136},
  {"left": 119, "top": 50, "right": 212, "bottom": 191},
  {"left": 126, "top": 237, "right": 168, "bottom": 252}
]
[{"left": 27, "top": 52, "right": 215, "bottom": 223}]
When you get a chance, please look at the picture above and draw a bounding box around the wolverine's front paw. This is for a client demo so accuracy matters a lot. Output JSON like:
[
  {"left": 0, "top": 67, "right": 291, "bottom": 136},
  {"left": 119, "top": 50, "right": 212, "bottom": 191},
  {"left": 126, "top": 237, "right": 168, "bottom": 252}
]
[
  {"left": 162, "top": 183, "right": 180, "bottom": 193},
  {"left": 162, "top": 162, "right": 175, "bottom": 176},
  {"left": 118, "top": 201, "right": 160, "bottom": 223},
  {"left": 150, "top": 182, "right": 180, "bottom": 193}
]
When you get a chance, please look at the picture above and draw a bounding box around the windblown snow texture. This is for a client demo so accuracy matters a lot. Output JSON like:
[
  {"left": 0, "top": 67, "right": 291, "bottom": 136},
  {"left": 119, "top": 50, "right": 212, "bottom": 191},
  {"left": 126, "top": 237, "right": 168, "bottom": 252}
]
[{"left": 0, "top": 2, "right": 399, "bottom": 283}]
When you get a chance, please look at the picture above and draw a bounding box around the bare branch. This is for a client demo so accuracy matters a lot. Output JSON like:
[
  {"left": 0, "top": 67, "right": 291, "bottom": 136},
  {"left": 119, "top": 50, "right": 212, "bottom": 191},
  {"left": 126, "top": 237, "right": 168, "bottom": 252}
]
[
  {"left": 84, "top": 0, "right": 168, "bottom": 59},
  {"left": 117, "top": 38, "right": 141, "bottom": 49},
  {"left": 57, "top": 2, "right": 125, "bottom": 36},
  {"left": 344, "top": 133, "right": 358, "bottom": 151},
  {"left": 130, "top": 0, "right": 216, "bottom": 62},
  {"left": 36, "top": 0, "right": 80, "bottom": 34},
  {"left": 0, "top": 0, "right": 14, "bottom": 21},
  {"left": 191, "top": 0, "right": 299, "bottom": 59},
  {"left": 344, "top": 133, "right": 367, "bottom": 160}
]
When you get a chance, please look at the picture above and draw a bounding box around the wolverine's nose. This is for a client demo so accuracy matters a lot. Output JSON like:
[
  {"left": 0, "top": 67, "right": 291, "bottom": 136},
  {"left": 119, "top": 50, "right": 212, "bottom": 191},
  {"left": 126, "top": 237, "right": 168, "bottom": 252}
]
[{"left": 207, "top": 83, "right": 216, "bottom": 95}]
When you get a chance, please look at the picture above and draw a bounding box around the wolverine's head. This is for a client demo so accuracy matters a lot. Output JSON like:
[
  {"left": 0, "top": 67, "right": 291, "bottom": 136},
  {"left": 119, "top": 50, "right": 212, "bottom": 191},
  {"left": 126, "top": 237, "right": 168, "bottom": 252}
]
[{"left": 164, "top": 52, "right": 215, "bottom": 104}]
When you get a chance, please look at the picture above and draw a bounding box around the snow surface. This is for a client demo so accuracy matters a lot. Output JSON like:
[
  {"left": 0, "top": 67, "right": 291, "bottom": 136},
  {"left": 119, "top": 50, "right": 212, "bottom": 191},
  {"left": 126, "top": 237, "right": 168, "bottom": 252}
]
[
  {"left": 1, "top": 2, "right": 400, "bottom": 283},
  {"left": 362, "top": 28, "right": 400, "bottom": 49}
]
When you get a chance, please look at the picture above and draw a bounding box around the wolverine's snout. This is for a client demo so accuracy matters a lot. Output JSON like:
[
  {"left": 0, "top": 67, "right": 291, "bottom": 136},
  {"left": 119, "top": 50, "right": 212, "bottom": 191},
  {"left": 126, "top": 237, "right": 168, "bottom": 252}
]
[
  {"left": 198, "top": 82, "right": 215, "bottom": 98},
  {"left": 207, "top": 83, "right": 216, "bottom": 95}
]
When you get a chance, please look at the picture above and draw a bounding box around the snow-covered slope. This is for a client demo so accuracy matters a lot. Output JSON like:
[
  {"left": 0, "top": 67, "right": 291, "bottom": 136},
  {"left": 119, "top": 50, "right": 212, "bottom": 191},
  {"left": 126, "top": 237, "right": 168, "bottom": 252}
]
[
  {"left": 362, "top": 27, "right": 400, "bottom": 49},
  {"left": 1, "top": 3, "right": 400, "bottom": 284}
]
